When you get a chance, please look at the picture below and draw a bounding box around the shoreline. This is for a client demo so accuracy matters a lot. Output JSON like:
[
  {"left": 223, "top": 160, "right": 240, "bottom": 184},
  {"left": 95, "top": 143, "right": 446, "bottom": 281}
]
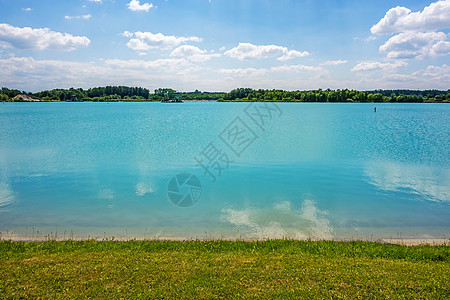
[
  {"left": 2, "top": 226, "right": 449, "bottom": 246},
  {"left": 1, "top": 235, "right": 448, "bottom": 246},
  {"left": 2, "top": 100, "right": 449, "bottom": 103}
]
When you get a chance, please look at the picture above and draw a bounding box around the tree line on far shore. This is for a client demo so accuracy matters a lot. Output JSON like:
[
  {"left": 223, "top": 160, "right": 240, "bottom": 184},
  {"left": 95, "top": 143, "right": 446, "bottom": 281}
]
[
  {"left": 1, "top": 86, "right": 449, "bottom": 103},
  {"left": 221, "top": 88, "right": 450, "bottom": 103},
  {"left": 0, "top": 87, "right": 225, "bottom": 102}
]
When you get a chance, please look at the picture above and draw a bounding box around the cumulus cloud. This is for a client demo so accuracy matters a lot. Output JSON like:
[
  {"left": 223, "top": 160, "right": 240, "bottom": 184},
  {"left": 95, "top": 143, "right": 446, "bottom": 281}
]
[
  {"left": 0, "top": 57, "right": 103, "bottom": 90},
  {"left": 218, "top": 63, "right": 325, "bottom": 79},
  {"left": 0, "top": 23, "right": 90, "bottom": 51},
  {"left": 379, "top": 31, "right": 450, "bottom": 59},
  {"left": 104, "top": 57, "right": 202, "bottom": 77},
  {"left": 219, "top": 67, "right": 268, "bottom": 77},
  {"left": 320, "top": 60, "right": 348, "bottom": 66},
  {"left": 225, "top": 43, "right": 284, "bottom": 60},
  {"left": 383, "top": 74, "right": 418, "bottom": 82},
  {"left": 224, "top": 42, "right": 309, "bottom": 60},
  {"left": 123, "top": 31, "right": 202, "bottom": 51},
  {"left": 22, "top": 8, "right": 32, "bottom": 12},
  {"left": 0, "top": 56, "right": 201, "bottom": 91},
  {"left": 271, "top": 64, "right": 324, "bottom": 73},
  {"left": 430, "top": 40, "right": 450, "bottom": 56},
  {"left": 219, "top": 62, "right": 325, "bottom": 78},
  {"left": 127, "top": 0, "right": 154, "bottom": 12},
  {"left": 351, "top": 61, "right": 407, "bottom": 72},
  {"left": 170, "top": 45, "right": 220, "bottom": 62},
  {"left": 277, "top": 49, "right": 310, "bottom": 61},
  {"left": 65, "top": 14, "right": 91, "bottom": 20},
  {"left": 420, "top": 63, "right": 450, "bottom": 81},
  {"left": 171, "top": 45, "right": 205, "bottom": 57},
  {"left": 121, "top": 31, "right": 133, "bottom": 38},
  {"left": 374, "top": 64, "right": 450, "bottom": 88},
  {"left": 88, "top": 0, "right": 102, "bottom": 3},
  {"left": 371, "top": 0, "right": 450, "bottom": 35},
  {"left": 105, "top": 58, "right": 190, "bottom": 70},
  {"left": 371, "top": 1, "right": 450, "bottom": 59}
]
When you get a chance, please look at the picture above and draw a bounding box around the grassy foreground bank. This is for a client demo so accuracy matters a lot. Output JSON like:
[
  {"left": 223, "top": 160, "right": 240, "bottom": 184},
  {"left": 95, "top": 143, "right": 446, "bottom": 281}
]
[{"left": 1, "top": 240, "right": 449, "bottom": 298}]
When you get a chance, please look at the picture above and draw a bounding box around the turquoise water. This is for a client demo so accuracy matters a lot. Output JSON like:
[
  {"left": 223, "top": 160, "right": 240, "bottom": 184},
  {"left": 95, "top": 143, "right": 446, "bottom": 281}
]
[{"left": 0, "top": 102, "right": 449, "bottom": 240}]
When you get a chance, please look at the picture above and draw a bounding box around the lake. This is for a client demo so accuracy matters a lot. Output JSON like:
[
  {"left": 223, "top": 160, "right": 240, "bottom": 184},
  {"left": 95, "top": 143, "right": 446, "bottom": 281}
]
[{"left": 0, "top": 102, "right": 449, "bottom": 240}]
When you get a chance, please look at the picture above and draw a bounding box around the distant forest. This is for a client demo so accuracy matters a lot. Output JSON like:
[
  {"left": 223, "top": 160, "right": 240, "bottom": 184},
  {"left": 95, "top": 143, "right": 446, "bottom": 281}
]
[
  {"left": 1, "top": 86, "right": 449, "bottom": 103},
  {"left": 221, "top": 88, "right": 450, "bottom": 103},
  {"left": 0, "top": 87, "right": 224, "bottom": 102}
]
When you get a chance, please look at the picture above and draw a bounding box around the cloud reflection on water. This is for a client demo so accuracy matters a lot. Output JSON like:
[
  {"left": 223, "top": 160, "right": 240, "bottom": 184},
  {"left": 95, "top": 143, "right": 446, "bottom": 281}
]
[
  {"left": 0, "top": 181, "right": 15, "bottom": 211},
  {"left": 364, "top": 161, "right": 450, "bottom": 202},
  {"left": 221, "top": 199, "right": 333, "bottom": 240}
]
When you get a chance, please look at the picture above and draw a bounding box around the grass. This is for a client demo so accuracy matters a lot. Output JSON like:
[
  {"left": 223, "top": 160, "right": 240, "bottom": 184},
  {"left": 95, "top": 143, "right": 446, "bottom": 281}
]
[{"left": 0, "top": 239, "right": 449, "bottom": 299}]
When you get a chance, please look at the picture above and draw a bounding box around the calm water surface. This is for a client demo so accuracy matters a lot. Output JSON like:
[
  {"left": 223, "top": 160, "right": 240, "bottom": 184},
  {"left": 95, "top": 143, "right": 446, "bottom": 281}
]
[{"left": 0, "top": 102, "right": 449, "bottom": 240}]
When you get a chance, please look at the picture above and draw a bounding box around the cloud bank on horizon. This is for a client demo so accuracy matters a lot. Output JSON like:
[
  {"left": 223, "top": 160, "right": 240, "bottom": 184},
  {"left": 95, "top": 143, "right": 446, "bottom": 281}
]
[{"left": 0, "top": 0, "right": 449, "bottom": 92}]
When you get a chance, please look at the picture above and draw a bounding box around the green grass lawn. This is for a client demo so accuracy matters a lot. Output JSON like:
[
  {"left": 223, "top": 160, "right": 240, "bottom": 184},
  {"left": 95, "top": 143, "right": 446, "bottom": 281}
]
[{"left": 0, "top": 240, "right": 449, "bottom": 299}]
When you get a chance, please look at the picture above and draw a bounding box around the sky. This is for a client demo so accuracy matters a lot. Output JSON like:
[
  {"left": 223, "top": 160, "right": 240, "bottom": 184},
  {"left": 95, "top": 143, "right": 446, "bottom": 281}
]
[{"left": 0, "top": 0, "right": 449, "bottom": 92}]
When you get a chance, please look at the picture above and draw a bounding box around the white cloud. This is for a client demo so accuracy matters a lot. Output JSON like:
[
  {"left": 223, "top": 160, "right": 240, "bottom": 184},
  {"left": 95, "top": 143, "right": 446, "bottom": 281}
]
[
  {"left": 121, "top": 31, "right": 133, "bottom": 38},
  {"left": 171, "top": 45, "right": 206, "bottom": 57},
  {"left": 379, "top": 31, "right": 450, "bottom": 59},
  {"left": 277, "top": 49, "right": 309, "bottom": 61},
  {"left": 88, "top": 0, "right": 102, "bottom": 2},
  {"left": 123, "top": 31, "right": 202, "bottom": 51},
  {"left": 0, "top": 23, "right": 90, "bottom": 51},
  {"left": 423, "top": 63, "right": 450, "bottom": 74},
  {"left": 224, "top": 42, "right": 309, "bottom": 60},
  {"left": 0, "top": 56, "right": 199, "bottom": 91},
  {"left": 351, "top": 61, "right": 407, "bottom": 72},
  {"left": 1, "top": 55, "right": 448, "bottom": 93},
  {"left": 420, "top": 63, "right": 450, "bottom": 81},
  {"left": 365, "top": 35, "right": 377, "bottom": 42},
  {"left": 383, "top": 74, "right": 417, "bottom": 82},
  {"left": 65, "top": 14, "right": 91, "bottom": 20},
  {"left": 225, "top": 43, "right": 285, "bottom": 60},
  {"left": 320, "top": 60, "right": 348, "bottom": 66},
  {"left": 218, "top": 63, "right": 324, "bottom": 78},
  {"left": 170, "top": 45, "right": 220, "bottom": 62},
  {"left": 0, "top": 57, "right": 103, "bottom": 89},
  {"left": 371, "top": 1, "right": 450, "bottom": 60},
  {"left": 431, "top": 40, "right": 450, "bottom": 56},
  {"left": 375, "top": 64, "right": 450, "bottom": 88},
  {"left": 22, "top": 8, "right": 32, "bottom": 12},
  {"left": 127, "top": 0, "right": 154, "bottom": 12},
  {"left": 105, "top": 58, "right": 191, "bottom": 71},
  {"left": 371, "top": 0, "right": 450, "bottom": 35},
  {"left": 271, "top": 64, "right": 324, "bottom": 73},
  {"left": 219, "top": 67, "right": 268, "bottom": 77}
]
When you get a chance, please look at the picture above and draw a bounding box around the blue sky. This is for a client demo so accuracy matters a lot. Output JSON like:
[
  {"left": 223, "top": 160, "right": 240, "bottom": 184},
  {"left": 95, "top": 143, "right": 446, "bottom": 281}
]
[{"left": 0, "top": 0, "right": 449, "bottom": 92}]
